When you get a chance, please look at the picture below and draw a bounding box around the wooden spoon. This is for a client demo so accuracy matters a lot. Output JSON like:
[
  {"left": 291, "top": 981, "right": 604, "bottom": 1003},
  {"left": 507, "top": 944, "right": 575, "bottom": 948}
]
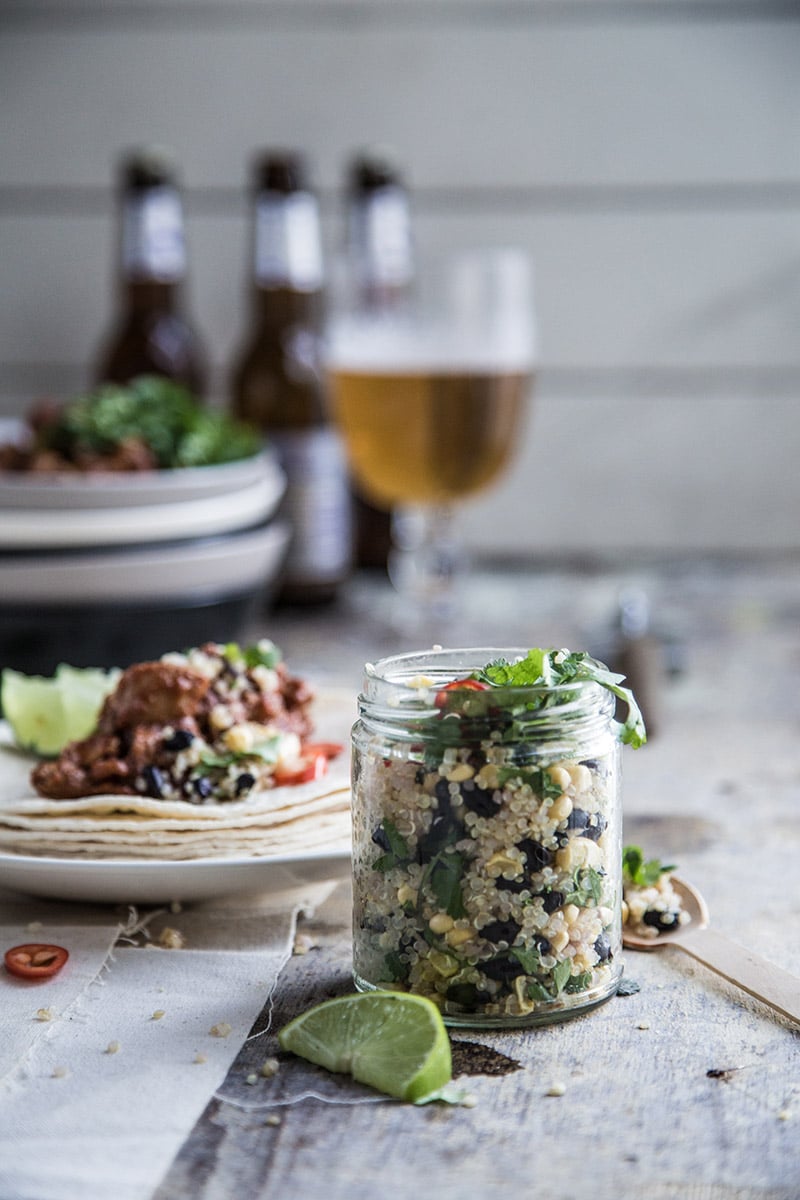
[{"left": 622, "top": 877, "right": 800, "bottom": 1026}]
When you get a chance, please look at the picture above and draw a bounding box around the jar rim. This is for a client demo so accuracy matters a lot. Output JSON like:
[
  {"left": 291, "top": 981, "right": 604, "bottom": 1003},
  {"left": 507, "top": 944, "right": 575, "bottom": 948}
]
[{"left": 361, "top": 646, "right": 613, "bottom": 714}]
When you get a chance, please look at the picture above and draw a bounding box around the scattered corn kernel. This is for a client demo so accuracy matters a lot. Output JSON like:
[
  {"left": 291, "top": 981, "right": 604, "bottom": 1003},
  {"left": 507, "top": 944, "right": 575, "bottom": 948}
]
[
  {"left": 446, "top": 763, "right": 475, "bottom": 783},
  {"left": 158, "top": 927, "right": 187, "bottom": 950},
  {"left": 261, "top": 1058, "right": 280, "bottom": 1078},
  {"left": 210, "top": 1022, "right": 232, "bottom": 1038},
  {"left": 105, "top": 1041, "right": 121, "bottom": 1055},
  {"left": 446, "top": 926, "right": 474, "bottom": 948},
  {"left": 151, "top": 1010, "right": 166, "bottom": 1021},
  {"left": 245, "top": 1073, "right": 259, "bottom": 1085},
  {"left": 35, "top": 1007, "right": 55, "bottom": 1022},
  {"left": 546, "top": 1082, "right": 566, "bottom": 1097},
  {"left": 265, "top": 1114, "right": 282, "bottom": 1126},
  {"left": 546, "top": 765, "right": 572, "bottom": 792},
  {"left": 194, "top": 1052, "right": 208, "bottom": 1064},
  {"left": 429, "top": 913, "right": 454, "bottom": 935}
]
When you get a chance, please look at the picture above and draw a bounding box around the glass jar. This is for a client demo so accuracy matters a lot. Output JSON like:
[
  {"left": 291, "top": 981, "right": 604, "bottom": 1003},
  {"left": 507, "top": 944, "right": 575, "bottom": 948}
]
[{"left": 351, "top": 647, "right": 624, "bottom": 1028}]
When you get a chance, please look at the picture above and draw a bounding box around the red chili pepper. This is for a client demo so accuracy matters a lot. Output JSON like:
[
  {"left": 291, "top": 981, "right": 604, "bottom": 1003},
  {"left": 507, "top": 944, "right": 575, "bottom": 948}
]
[
  {"left": 434, "top": 678, "right": 489, "bottom": 707},
  {"left": 4, "top": 943, "right": 69, "bottom": 980}
]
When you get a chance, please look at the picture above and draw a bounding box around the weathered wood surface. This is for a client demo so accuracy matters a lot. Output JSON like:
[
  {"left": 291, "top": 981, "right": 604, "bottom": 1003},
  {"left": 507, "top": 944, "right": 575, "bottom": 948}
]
[{"left": 152, "top": 560, "right": 800, "bottom": 1200}]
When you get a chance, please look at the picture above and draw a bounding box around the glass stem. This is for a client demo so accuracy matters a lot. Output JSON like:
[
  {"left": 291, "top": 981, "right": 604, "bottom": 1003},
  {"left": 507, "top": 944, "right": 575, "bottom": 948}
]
[{"left": 388, "top": 505, "right": 465, "bottom": 625}]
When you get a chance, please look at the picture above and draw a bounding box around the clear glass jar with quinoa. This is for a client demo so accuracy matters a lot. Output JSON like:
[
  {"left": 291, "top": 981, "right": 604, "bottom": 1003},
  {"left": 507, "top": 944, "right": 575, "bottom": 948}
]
[{"left": 351, "top": 647, "right": 646, "bottom": 1028}]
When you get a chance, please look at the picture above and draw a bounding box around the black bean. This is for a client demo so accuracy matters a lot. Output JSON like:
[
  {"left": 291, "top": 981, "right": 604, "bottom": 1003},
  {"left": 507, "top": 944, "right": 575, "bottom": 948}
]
[
  {"left": 481, "top": 955, "right": 525, "bottom": 982},
  {"left": 417, "top": 810, "right": 460, "bottom": 861},
  {"left": 594, "top": 932, "right": 612, "bottom": 962},
  {"left": 371, "top": 826, "right": 391, "bottom": 852},
  {"left": 542, "top": 890, "right": 565, "bottom": 914},
  {"left": 235, "top": 772, "right": 256, "bottom": 796},
  {"left": 163, "top": 728, "right": 194, "bottom": 752},
  {"left": 414, "top": 766, "right": 426, "bottom": 784},
  {"left": 643, "top": 909, "right": 681, "bottom": 933},
  {"left": 459, "top": 779, "right": 496, "bottom": 818},
  {"left": 434, "top": 777, "right": 454, "bottom": 806},
  {"left": 480, "top": 918, "right": 521, "bottom": 946},
  {"left": 566, "top": 808, "right": 590, "bottom": 831},
  {"left": 142, "top": 765, "right": 166, "bottom": 798},
  {"left": 532, "top": 933, "right": 552, "bottom": 955},
  {"left": 581, "top": 815, "right": 608, "bottom": 842},
  {"left": 580, "top": 759, "right": 600, "bottom": 771},
  {"left": 193, "top": 776, "right": 214, "bottom": 800},
  {"left": 446, "top": 982, "right": 492, "bottom": 1011},
  {"left": 516, "top": 838, "right": 553, "bottom": 873},
  {"left": 495, "top": 876, "right": 529, "bottom": 894}
]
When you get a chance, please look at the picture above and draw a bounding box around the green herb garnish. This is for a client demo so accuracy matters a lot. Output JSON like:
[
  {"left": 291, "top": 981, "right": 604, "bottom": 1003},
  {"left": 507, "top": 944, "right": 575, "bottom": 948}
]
[
  {"left": 224, "top": 640, "right": 282, "bottom": 670},
  {"left": 36, "top": 375, "right": 261, "bottom": 468},
  {"left": 622, "top": 845, "right": 676, "bottom": 887},
  {"left": 473, "top": 648, "right": 646, "bottom": 749}
]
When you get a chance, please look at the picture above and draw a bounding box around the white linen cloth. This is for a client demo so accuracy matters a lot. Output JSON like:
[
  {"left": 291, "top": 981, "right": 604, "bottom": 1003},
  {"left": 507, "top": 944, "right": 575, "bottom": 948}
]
[{"left": 0, "top": 886, "right": 327, "bottom": 1200}]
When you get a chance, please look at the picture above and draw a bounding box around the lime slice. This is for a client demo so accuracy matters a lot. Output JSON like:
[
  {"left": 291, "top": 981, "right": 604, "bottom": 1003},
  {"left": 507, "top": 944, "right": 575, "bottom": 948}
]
[
  {"left": 278, "top": 991, "right": 452, "bottom": 1103},
  {"left": 1, "top": 664, "right": 119, "bottom": 757}
]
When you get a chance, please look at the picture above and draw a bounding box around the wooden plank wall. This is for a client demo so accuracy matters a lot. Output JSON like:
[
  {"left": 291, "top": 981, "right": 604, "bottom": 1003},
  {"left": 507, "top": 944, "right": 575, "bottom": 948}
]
[{"left": 1, "top": 1, "right": 798, "bottom": 556}]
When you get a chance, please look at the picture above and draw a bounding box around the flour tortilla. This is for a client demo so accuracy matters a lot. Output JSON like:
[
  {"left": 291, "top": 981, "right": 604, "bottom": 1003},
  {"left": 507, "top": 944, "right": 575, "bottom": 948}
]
[{"left": 0, "top": 685, "right": 355, "bottom": 860}]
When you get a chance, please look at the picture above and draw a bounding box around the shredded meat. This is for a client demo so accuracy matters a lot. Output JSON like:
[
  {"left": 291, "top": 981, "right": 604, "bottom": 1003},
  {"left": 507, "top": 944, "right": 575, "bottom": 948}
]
[{"left": 31, "top": 648, "right": 316, "bottom": 801}]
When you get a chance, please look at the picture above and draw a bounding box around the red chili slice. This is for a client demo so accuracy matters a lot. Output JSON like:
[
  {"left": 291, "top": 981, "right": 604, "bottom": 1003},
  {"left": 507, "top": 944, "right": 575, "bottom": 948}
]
[
  {"left": 302, "top": 742, "right": 344, "bottom": 760},
  {"left": 434, "top": 678, "right": 489, "bottom": 707},
  {"left": 4, "top": 943, "right": 69, "bottom": 980}
]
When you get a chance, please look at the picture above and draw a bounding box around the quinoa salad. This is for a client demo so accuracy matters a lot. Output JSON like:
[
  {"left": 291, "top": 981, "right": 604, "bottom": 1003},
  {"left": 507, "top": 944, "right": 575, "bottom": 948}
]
[
  {"left": 621, "top": 845, "right": 690, "bottom": 938},
  {"left": 352, "top": 648, "right": 646, "bottom": 1025},
  {"left": 30, "top": 640, "right": 340, "bottom": 804}
]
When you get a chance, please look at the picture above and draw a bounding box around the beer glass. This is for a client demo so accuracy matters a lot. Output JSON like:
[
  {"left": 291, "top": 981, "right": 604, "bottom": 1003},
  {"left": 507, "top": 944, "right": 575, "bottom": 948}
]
[{"left": 326, "top": 248, "right": 537, "bottom": 626}]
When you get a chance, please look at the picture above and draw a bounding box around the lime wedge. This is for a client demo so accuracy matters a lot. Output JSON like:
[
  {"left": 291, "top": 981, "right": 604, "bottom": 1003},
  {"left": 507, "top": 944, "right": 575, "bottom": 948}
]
[
  {"left": 278, "top": 991, "right": 452, "bottom": 1103},
  {"left": 1, "top": 664, "right": 120, "bottom": 757}
]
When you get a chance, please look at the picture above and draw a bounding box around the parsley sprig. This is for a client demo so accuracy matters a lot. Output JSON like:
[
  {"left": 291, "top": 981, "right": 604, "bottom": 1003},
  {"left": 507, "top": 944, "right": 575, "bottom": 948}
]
[
  {"left": 473, "top": 648, "right": 647, "bottom": 749},
  {"left": 622, "top": 845, "right": 676, "bottom": 887}
]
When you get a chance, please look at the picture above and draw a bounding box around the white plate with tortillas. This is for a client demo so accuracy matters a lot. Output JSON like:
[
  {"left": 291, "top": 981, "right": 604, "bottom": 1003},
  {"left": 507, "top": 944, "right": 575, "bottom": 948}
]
[{"left": 0, "top": 685, "right": 353, "bottom": 904}]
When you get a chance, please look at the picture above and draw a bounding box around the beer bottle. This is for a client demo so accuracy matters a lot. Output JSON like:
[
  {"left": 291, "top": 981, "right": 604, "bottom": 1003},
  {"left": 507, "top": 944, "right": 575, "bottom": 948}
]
[
  {"left": 95, "top": 147, "right": 207, "bottom": 395},
  {"left": 231, "top": 151, "right": 352, "bottom": 604},
  {"left": 344, "top": 148, "right": 415, "bottom": 570}
]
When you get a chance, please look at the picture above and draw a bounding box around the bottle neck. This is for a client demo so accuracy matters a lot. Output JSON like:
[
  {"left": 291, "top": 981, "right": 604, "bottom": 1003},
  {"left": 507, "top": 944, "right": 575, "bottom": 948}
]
[
  {"left": 249, "top": 284, "right": 322, "bottom": 330},
  {"left": 252, "top": 190, "right": 323, "bottom": 292},
  {"left": 120, "top": 185, "right": 187, "bottom": 284},
  {"left": 348, "top": 183, "right": 414, "bottom": 306}
]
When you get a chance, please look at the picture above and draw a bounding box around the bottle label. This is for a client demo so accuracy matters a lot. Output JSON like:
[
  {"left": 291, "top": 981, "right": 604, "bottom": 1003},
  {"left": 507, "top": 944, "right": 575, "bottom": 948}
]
[
  {"left": 255, "top": 193, "right": 323, "bottom": 291},
  {"left": 272, "top": 428, "right": 352, "bottom": 583},
  {"left": 122, "top": 187, "right": 186, "bottom": 281},
  {"left": 350, "top": 185, "right": 414, "bottom": 291}
]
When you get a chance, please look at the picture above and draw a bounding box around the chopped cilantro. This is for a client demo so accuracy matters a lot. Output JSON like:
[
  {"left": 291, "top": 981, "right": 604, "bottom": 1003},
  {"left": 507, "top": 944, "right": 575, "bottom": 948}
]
[
  {"left": 622, "top": 845, "right": 676, "bottom": 887},
  {"left": 564, "top": 867, "right": 604, "bottom": 907},
  {"left": 429, "top": 852, "right": 467, "bottom": 919},
  {"left": 473, "top": 648, "right": 646, "bottom": 749},
  {"left": 198, "top": 735, "right": 281, "bottom": 770},
  {"left": 224, "top": 640, "right": 283, "bottom": 670}
]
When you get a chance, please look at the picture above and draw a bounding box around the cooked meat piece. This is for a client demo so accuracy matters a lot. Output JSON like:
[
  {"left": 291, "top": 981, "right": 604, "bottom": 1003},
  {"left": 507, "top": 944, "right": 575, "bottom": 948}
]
[
  {"left": 30, "top": 645, "right": 319, "bottom": 802},
  {"left": 97, "top": 662, "right": 211, "bottom": 732}
]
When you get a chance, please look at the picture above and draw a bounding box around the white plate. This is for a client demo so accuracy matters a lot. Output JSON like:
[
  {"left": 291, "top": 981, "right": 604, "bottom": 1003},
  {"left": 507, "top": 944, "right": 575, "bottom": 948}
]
[
  {"left": 0, "top": 846, "right": 351, "bottom": 904},
  {"left": 0, "top": 518, "right": 291, "bottom": 602},
  {"left": 0, "top": 430, "right": 277, "bottom": 510},
  {"left": 0, "top": 470, "right": 285, "bottom": 549}
]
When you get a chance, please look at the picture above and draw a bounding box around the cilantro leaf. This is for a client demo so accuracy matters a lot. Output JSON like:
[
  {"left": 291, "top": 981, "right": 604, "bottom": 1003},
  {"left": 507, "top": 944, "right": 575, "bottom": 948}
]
[
  {"left": 475, "top": 648, "right": 646, "bottom": 749},
  {"left": 552, "top": 959, "right": 572, "bottom": 995},
  {"left": 622, "top": 844, "right": 676, "bottom": 886},
  {"left": 429, "top": 853, "right": 467, "bottom": 919}
]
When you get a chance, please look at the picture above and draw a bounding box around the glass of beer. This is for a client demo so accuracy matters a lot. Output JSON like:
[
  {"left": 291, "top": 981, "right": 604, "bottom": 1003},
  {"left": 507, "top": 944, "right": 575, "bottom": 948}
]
[{"left": 326, "top": 248, "right": 537, "bottom": 626}]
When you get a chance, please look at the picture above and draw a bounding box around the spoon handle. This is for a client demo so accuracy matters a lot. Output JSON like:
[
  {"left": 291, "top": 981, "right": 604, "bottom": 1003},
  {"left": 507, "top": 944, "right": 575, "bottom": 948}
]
[{"left": 675, "top": 927, "right": 800, "bottom": 1026}]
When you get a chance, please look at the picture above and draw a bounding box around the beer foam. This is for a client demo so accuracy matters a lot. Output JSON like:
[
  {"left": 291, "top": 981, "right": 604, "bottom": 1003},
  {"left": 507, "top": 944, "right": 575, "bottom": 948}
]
[{"left": 326, "top": 317, "right": 537, "bottom": 374}]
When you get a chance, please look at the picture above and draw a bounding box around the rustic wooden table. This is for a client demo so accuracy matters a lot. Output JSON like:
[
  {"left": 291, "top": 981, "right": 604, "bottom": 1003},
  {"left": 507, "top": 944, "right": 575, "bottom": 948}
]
[{"left": 149, "top": 557, "right": 800, "bottom": 1200}]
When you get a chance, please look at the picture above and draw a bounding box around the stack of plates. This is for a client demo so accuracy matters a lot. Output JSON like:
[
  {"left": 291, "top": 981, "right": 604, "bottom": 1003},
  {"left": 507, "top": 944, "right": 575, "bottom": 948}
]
[{"left": 0, "top": 427, "right": 289, "bottom": 675}]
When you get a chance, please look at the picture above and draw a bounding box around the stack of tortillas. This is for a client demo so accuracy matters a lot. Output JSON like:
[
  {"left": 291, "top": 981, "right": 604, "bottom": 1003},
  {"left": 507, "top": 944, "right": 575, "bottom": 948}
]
[{"left": 0, "top": 687, "right": 353, "bottom": 861}]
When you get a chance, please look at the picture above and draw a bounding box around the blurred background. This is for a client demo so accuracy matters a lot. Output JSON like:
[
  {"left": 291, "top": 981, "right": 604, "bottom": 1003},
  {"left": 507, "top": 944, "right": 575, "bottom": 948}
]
[{"left": 1, "top": 0, "right": 799, "bottom": 563}]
